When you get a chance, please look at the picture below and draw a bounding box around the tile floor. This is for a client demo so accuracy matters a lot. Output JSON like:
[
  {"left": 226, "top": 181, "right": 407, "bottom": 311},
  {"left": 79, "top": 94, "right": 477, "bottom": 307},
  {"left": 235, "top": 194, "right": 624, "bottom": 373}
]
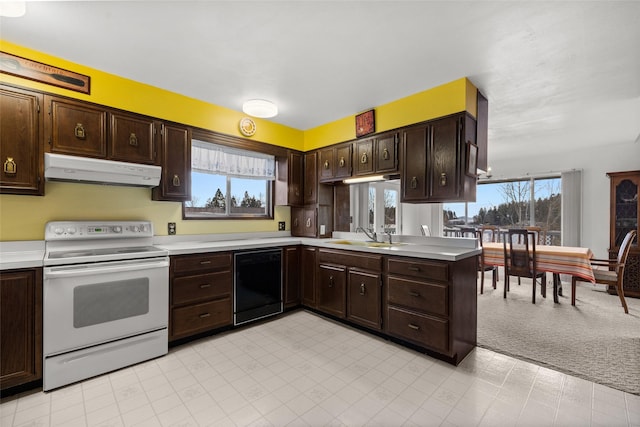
[{"left": 1, "top": 310, "right": 638, "bottom": 427}]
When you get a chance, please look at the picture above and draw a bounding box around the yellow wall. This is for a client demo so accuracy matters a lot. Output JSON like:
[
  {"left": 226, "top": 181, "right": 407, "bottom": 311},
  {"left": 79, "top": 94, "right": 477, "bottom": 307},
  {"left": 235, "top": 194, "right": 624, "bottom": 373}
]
[
  {"left": 0, "top": 41, "right": 478, "bottom": 241},
  {"left": 304, "top": 77, "right": 479, "bottom": 150}
]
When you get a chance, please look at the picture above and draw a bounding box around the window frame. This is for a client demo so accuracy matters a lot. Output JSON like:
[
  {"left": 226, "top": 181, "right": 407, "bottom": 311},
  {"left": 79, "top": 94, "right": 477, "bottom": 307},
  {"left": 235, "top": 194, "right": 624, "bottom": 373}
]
[{"left": 182, "top": 134, "right": 278, "bottom": 220}]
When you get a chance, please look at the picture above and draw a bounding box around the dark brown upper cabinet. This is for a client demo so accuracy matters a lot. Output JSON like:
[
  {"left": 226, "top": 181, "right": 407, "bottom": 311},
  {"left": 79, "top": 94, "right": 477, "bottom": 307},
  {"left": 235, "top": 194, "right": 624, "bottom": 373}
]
[
  {"left": 401, "top": 113, "right": 476, "bottom": 203},
  {"left": 47, "top": 96, "right": 108, "bottom": 158},
  {"left": 275, "top": 151, "right": 303, "bottom": 206},
  {"left": 0, "top": 85, "right": 44, "bottom": 196},
  {"left": 304, "top": 151, "right": 318, "bottom": 205},
  {"left": 109, "top": 112, "right": 156, "bottom": 165},
  {"left": 152, "top": 122, "right": 191, "bottom": 202},
  {"left": 354, "top": 131, "right": 399, "bottom": 177},
  {"left": 319, "top": 143, "right": 352, "bottom": 182}
]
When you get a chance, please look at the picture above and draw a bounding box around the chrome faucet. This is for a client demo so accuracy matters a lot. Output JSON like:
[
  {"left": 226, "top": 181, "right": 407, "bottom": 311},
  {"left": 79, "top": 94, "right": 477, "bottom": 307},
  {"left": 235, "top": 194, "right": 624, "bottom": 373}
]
[
  {"left": 356, "top": 227, "right": 378, "bottom": 242},
  {"left": 384, "top": 230, "right": 393, "bottom": 244}
]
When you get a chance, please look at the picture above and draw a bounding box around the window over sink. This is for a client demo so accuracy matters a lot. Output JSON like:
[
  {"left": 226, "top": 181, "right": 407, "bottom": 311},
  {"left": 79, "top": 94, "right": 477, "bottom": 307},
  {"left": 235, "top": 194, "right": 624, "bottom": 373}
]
[{"left": 184, "top": 140, "right": 274, "bottom": 219}]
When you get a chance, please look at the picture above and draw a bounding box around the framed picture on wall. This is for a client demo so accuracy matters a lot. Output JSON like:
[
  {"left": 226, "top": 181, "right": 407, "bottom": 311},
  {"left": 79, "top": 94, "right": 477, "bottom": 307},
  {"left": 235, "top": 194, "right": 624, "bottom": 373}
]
[
  {"left": 355, "top": 109, "right": 375, "bottom": 137},
  {"left": 466, "top": 142, "right": 478, "bottom": 177}
]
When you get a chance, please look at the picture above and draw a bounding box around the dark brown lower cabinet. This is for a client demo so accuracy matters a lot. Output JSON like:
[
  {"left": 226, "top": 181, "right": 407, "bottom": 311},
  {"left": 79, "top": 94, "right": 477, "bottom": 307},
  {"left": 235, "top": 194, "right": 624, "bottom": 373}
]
[
  {"left": 317, "top": 264, "right": 346, "bottom": 318},
  {"left": 301, "top": 246, "right": 317, "bottom": 307},
  {"left": 347, "top": 270, "right": 382, "bottom": 330},
  {"left": 0, "top": 268, "right": 42, "bottom": 391},
  {"left": 283, "top": 246, "right": 301, "bottom": 308},
  {"left": 169, "top": 252, "right": 233, "bottom": 341}
]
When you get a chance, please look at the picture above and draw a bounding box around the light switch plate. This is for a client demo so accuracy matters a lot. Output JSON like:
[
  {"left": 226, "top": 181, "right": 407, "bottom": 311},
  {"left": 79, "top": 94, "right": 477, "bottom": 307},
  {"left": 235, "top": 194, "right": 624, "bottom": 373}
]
[{"left": 320, "top": 224, "right": 326, "bottom": 235}]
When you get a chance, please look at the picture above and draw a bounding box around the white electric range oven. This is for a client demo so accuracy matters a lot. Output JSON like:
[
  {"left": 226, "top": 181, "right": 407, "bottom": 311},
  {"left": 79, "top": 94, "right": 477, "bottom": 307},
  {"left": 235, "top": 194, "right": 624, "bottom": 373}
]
[{"left": 42, "top": 220, "right": 169, "bottom": 391}]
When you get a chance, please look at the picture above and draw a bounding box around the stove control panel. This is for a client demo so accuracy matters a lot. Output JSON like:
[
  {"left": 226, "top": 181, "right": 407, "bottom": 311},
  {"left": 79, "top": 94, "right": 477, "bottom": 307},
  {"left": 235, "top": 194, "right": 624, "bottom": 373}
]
[{"left": 45, "top": 221, "right": 153, "bottom": 240}]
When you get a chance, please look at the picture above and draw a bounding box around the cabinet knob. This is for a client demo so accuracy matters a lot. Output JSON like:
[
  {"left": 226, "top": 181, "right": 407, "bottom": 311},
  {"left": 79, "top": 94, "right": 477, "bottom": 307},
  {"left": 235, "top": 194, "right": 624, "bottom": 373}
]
[
  {"left": 305, "top": 218, "right": 311, "bottom": 228},
  {"left": 293, "top": 218, "right": 299, "bottom": 227},
  {"left": 360, "top": 283, "right": 366, "bottom": 295},
  {"left": 360, "top": 153, "right": 368, "bottom": 164},
  {"left": 74, "top": 123, "right": 86, "bottom": 139},
  {"left": 3, "top": 157, "right": 17, "bottom": 175},
  {"left": 382, "top": 147, "right": 389, "bottom": 160},
  {"left": 339, "top": 157, "right": 345, "bottom": 168},
  {"left": 410, "top": 176, "right": 418, "bottom": 189},
  {"left": 129, "top": 132, "right": 138, "bottom": 147},
  {"left": 172, "top": 174, "right": 181, "bottom": 187},
  {"left": 324, "top": 160, "right": 330, "bottom": 169},
  {"left": 328, "top": 275, "right": 334, "bottom": 288},
  {"left": 440, "top": 172, "right": 447, "bottom": 187}
]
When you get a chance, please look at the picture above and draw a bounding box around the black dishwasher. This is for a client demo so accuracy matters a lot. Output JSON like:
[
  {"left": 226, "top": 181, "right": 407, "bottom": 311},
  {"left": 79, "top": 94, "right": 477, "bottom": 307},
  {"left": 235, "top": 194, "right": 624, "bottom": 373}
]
[{"left": 234, "top": 248, "right": 283, "bottom": 325}]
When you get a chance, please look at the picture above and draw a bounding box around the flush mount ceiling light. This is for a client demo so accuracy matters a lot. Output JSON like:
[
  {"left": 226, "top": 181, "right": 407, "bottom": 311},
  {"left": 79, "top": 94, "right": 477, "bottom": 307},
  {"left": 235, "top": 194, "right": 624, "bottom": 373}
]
[
  {"left": 242, "top": 99, "right": 278, "bottom": 118},
  {"left": 0, "top": 1, "right": 26, "bottom": 17}
]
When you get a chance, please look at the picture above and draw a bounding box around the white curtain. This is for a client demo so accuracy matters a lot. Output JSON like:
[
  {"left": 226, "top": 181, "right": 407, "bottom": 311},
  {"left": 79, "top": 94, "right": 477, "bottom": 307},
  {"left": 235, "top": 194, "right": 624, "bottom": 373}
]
[
  {"left": 192, "top": 140, "right": 275, "bottom": 180},
  {"left": 561, "top": 169, "right": 582, "bottom": 247}
]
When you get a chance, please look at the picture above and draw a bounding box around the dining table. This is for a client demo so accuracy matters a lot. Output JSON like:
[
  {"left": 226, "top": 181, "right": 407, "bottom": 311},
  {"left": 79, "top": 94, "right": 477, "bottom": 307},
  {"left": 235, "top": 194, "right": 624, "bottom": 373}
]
[{"left": 481, "top": 242, "right": 595, "bottom": 303}]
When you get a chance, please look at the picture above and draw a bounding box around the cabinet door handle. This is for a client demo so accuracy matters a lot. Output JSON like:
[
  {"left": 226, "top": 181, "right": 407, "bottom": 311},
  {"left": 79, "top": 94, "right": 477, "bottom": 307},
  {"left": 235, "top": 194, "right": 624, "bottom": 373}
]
[
  {"left": 410, "top": 176, "right": 418, "bottom": 189},
  {"left": 129, "top": 132, "right": 138, "bottom": 146},
  {"left": 339, "top": 157, "right": 345, "bottom": 167},
  {"left": 360, "top": 283, "right": 366, "bottom": 295},
  {"left": 408, "top": 323, "right": 420, "bottom": 331},
  {"left": 293, "top": 218, "right": 299, "bottom": 227},
  {"left": 323, "top": 160, "right": 330, "bottom": 169},
  {"left": 328, "top": 275, "right": 334, "bottom": 288},
  {"left": 408, "top": 291, "right": 420, "bottom": 297},
  {"left": 408, "top": 266, "right": 421, "bottom": 272},
  {"left": 74, "top": 123, "right": 86, "bottom": 139},
  {"left": 200, "top": 284, "right": 211, "bottom": 289},
  {"left": 306, "top": 218, "right": 311, "bottom": 228},
  {"left": 199, "top": 313, "right": 211, "bottom": 318},
  {"left": 440, "top": 172, "right": 447, "bottom": 187},
  {"left": 360, "top": 153, "right": 368, "bottom": 164},
  {"left": 3, "top": 157, "right": 17, "bottom": 175},
  {"left": 199, "top": 260, "right": 211, "bottom": 265},
  {"left": 172, "top": 174, "right": 181, "bottom": 187},
  {"left": 382, "top": 147, "right": 389, "bottom": 160}
]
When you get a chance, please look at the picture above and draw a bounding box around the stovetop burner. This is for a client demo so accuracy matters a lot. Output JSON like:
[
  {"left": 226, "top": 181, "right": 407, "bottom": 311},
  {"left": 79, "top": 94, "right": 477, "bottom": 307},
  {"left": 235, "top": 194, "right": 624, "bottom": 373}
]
[{"left": 44, "top": 221, "right": 168, "bottom": 266}]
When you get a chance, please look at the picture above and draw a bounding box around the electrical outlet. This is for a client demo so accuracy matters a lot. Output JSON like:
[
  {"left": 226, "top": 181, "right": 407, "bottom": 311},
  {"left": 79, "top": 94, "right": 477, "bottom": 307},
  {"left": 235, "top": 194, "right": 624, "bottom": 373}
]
[
  {"left": 168, "top": 222, "right": 176, "bottom": 235},
  {"left": 278, "top": 221, "right": 285, "bottom": 231}
]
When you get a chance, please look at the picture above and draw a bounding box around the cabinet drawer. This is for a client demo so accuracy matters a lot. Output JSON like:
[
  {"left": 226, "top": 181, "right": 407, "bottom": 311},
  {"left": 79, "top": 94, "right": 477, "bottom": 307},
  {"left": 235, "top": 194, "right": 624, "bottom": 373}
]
[
  {"left": 172, "top": 271, "right": 232, "bottom": 305},
  {"left": 387, "top": 276, "right": 448, "bottom": 317},
  {"left": 171, "top": 298, "right": 232, "bottom": 338},
  {"left": 386, "top": 306, "right": 449, "bottom": 353},
  {"left": 387, "top": 257, "right": 449, "bottom": 282},
  {"left": 318, "top": 249, "right": 382, "bottom": 272},
  {"left": 171, "top": 253, "right": 231, "bottom": 274}
]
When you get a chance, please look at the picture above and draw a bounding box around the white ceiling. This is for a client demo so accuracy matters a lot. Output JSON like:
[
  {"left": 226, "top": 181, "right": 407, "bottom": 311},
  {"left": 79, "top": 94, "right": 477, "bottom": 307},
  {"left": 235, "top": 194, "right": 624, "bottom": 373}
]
[{"left": 2, "top": 1, "right": 639, "bottom": 163}]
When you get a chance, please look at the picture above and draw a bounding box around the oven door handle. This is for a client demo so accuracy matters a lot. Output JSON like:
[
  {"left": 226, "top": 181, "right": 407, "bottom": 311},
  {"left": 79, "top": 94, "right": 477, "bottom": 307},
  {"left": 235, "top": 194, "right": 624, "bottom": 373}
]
[{"left": 45, "top": 259, "right": 169, "bottom": 278}]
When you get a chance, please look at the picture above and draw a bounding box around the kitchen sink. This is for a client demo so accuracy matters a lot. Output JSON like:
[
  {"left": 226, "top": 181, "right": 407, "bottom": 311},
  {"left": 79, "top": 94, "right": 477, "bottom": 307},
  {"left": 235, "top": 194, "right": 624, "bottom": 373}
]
[{"left": 329, "top": 240, "right": 407, "bottom": 248}]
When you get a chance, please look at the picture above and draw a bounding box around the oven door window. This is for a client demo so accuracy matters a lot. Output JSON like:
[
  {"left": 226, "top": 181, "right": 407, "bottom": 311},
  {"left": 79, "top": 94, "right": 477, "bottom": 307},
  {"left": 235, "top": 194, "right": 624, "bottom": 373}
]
[{"left": 74, "top": 278, "right": 149, "bottom": 328}]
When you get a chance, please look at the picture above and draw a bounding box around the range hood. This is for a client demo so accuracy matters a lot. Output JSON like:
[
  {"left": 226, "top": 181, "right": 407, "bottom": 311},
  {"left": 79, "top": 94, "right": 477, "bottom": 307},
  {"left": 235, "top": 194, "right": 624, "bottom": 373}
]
[{"left": 44, "top": 153, "right": 161, "bottom": 188}]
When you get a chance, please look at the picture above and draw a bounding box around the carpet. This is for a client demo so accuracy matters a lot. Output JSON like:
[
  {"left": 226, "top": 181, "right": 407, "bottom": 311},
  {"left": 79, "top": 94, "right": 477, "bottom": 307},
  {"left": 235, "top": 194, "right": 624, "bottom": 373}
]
[{"left": 476, "top": 274, "right": 640, "bottom": 395}]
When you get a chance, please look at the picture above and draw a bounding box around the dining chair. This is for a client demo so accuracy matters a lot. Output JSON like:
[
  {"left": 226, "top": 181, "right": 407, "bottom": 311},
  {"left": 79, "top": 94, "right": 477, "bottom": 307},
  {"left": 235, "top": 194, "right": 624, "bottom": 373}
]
[
  {"left": 503, "top": 229, "right": 547, "bottom": 303},
  {"left": 477, "top": 230, "right": 498, "bottom": 294},
  {"left": 571, "top": 230, "right": 637, "bottom": 314},
  {"left": 459, "top": 227, "right": 477, "bottom": 238},
  {"left": 526, "top": 226, "right": 548, "bottom": 246}
]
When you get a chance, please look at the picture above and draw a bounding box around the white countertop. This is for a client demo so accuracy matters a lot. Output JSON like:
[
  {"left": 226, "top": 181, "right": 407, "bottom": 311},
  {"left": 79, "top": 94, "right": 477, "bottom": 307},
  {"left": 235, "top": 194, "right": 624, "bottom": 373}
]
[
  {"left": 0, "top": 232, "right": 479, "bottom": 270},
  {"left": 155, "top": 232, "right": 480, "bottom": 261},
  {"left": 0, "top": 241, "right": 45, "bottom": 270}
]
